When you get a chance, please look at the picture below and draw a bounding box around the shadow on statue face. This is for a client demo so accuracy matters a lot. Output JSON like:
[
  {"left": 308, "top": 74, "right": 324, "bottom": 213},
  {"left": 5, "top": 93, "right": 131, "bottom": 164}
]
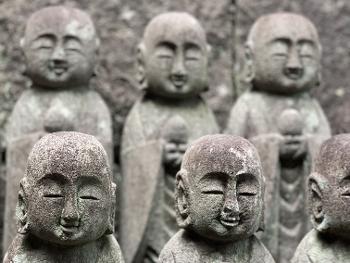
[
  {"left": 177, "top": 161, "right": 263, "bottom": 243},
  {"left": 248, "top": 15, "right": 321, "bottom": 95},
  {"left": 22, "top": 10, "right": 98, "bottom": 89},
  {"left": 20, "top": 165, "right": 112, "bottom": 246}
]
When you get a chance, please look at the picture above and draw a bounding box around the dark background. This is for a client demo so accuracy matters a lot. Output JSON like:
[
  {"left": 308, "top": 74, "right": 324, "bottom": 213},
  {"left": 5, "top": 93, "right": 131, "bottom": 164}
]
[{"left": 0, "top": 0, "right": 349, "bottom": 161}]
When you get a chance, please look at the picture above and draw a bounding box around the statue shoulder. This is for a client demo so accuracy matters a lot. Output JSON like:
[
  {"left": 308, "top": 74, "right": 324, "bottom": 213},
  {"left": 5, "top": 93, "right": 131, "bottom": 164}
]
[
  {"left": 250, "top": 235, "right": 276, "bottom": 263},
  {"left": 98, "top": 235, "right": 125, "bottom": 263},
  {"left": 159, "top": 230, "right": 199, "bottom": 263}
]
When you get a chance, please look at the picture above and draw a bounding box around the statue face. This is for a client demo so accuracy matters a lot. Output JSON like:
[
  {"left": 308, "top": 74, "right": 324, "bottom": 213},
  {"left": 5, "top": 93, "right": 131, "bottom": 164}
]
[
  {"left": 310, "top": 135, "right": 350, "bottom": 240},
  {"left": 22, "top": 7, "right": 98, "bottom": 88},
  {"left": 311, "top": 161, "right": 350, "bottom": 240},
  {"left": 177, "top": 135, "right": 263, "bottom": 242},
  {"left": 141, "top": 13, "right": 209, "bottom": 99},
  {"left": 22, "top": 132, "right": 114, "bottom": 246},
  {"left": 249, "top": 14, "right": 321, "bottom": 94}
]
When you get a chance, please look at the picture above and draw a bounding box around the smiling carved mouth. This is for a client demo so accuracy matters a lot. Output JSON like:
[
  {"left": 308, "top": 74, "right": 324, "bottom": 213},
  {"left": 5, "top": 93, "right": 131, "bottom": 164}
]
[
  {"left": 171, "top": 76, "right": 187, "bottom": 89},
  {"left": 52, "top": 67, "right": 67, "bottom": 76},
  {"left": 220, "top": 216, "right": 240, "bottom": 228},
  {"left": 60, "top": 225, "right": 79, "bottom": 234}
]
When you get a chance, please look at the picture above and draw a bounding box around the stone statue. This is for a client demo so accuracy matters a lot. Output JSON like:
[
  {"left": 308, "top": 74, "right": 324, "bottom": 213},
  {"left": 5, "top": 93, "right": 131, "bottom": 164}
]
[
  {"left": 292, "top": 134, "right": 350, "bottom": 263},
  {"left": 3, "top": 132, "right": 124, "bottom": 263},
  {"left": 4, "top": 6, "right": 113, "bottom": 250},
  {"left": 120, "top": 12, "right": 219, "bottom": 263},
  {"left": 159, "top": 134, "right": 275, "bottom": 263},
  {"left": 225, "top": 12, "right": 331, "bottom": 263}
]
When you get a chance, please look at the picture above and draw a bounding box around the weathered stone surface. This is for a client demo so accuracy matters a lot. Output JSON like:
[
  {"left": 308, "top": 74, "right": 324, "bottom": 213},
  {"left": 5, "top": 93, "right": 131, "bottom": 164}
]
[
  {"left": 119, "top": 12, "right": 219, "bottom": 263},
  {"left": 226, "top": 13, "right": 331, "bottom": 263},
  {"left": 3, "top": 6, "right": 113, "bottom": 251},
  {"left": 292, "top": 134, "right": 350, "bottom": 263},
  {"left": 3, "top": 132, "right": 124, "bottom": 263},
  {"left": 159, "top": 134, "right": 275, "bottom": 263}
]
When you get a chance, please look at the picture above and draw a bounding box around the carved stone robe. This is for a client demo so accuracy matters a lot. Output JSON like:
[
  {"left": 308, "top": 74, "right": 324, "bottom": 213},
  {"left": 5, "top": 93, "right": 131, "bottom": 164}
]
[
  {"left": 120, "top": 94, "right": 218, "bottom": 263},
  {"left": 226, "top": 90, "right": 330, "bottom": 263},
  {"left": 4, "top": 88, "right": 113, "bottom": 250}
]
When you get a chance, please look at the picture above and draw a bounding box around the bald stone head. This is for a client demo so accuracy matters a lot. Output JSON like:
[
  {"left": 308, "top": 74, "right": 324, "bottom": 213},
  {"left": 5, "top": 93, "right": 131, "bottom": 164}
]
[
  {"left": 309, "top": 134, "right": 350, "bottom": 240},
  {"left": 162, "top": 116, "right": 189, "bottom": 170},
  {"left": 245, "top": 12, "right": 321, "bottom": 94},
  {"left": 138, "top": 12, "right": 210, "bottom": 99},
  {"left": 278, "top": 108, "right": 303, "bottom": 136},
  {"left": 176, "top": 134, "right": 264, "bottom": 242},
  {"left": 22, "top": 6, "right": 99, "bottom": 89},
  {"left": 18, "top": 132, "right": 116, "bottom": 246}
]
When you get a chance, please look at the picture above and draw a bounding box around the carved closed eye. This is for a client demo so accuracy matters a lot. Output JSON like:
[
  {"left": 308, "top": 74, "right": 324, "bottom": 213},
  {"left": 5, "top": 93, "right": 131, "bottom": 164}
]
[
  {"left": 79, "top": 195, "right": 99, "bottom": 201},
  {"left": 201, "top": 189, "right": 224, "bottom": 195},
  {"left": 341, "top": 190, "right": 350, "bottom": 197},
  {"left": 273, "top": 53, "right": 287, "bottom": 58},
  {"left": 43, "top": 193, "right": 63, "bottom": 198},
  {"left": 238, "top": 191, "right": 257, "bottom": 197}
]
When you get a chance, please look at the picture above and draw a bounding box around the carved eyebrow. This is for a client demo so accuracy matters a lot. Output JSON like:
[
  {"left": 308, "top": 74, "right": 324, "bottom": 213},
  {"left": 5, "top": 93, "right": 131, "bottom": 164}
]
[
  {"left": 236, "top": 172, "right": 259, "bottom": 184},
  {"left": 184, "top": 42, "right": 201, "bottom": 51},
  {"left": 78, "top": 175, "right": 103, "bottom": 186},
  {"left": 33, "top": 33, "right": 56, "bottom": 42},
  {"left": 64, "top": 35, "right": 82, "bottom": 45},
  {"left": 340, "top": 175, "right": 350, "bottom": 185},
  {"left": 156, "top": 41, "right": 176, "bottom": 51},
  {"left": 38, "top": 173, "right": 68, "bottom": 184},
  {"left": 297, "top": 39, "right": 316, "bottom": 47},
  {"left": 270, "top": 37, "right": 292, "bottom": 46},
  {"left": 199, "top": 172, "right": 229, "bottom": 182}
]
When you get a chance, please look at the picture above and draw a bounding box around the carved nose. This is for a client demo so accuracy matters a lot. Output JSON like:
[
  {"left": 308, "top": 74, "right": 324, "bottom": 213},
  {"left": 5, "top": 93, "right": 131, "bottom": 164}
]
[
  {"left": 51, "top": 46, "right": 65, "bottom": 60},
  {"left": 222, "top": 190, "right": 240, "bottom": 216},
  {"left": 61, "top": 198, "right": 80, "bottom": 226},
  {"left": 223, "top": 199, "right": 240, "bottom": 215},
  {"left": 172, "top": 56, "right": 187, "bottom": 77},
  {"left": 285, "top": 50, "right": 303, "bottom": 78},
  {"left": 284, "top": 67, "right": 303, "bottom": 78}
]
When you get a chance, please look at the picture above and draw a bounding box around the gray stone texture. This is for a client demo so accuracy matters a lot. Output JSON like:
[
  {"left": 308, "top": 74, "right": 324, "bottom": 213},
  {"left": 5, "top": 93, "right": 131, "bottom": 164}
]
[
  {"left": 292, "top": 134, "right": 350, "bottom": 263},
  {"left": 119, "top": 12, "right": 219, "bottom": 263},
  {"left": 226, "top": 12, "right": 331, "bottom": 263},
  {"left": 159, "top": 134, "right": 275, "bottom": 263},
  {"left": 3, "top": 132, "right": 124, "bottom": 263},
  {"left": 3, "top": 6, "right": 113, "bottom": 252}
]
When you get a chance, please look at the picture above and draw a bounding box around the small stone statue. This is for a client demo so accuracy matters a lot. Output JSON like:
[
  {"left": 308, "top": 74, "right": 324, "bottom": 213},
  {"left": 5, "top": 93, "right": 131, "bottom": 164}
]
[
  {"left": 3, "top": 132, "right": 124, "bottom": 263},
  {"left": 4, "top": 6, "right": 113, "bottom": 250},
  {"left": 159, "top": 134, "right": 275, "bottom": 263},
  {"left": 225, "top": 13, "right": 330, "bottom": 262},
  {"left": 120, "top": 12, "right": 219, "bottom": 263},
  {"left": 292, "top": 134, "right": 350, "bottom": 263}
]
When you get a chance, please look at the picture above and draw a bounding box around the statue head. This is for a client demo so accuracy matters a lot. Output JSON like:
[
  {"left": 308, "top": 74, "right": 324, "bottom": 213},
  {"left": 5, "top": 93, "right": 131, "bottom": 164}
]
[
  {"left": 245, "top": 12, "right": 321, "bottom": 94},
  {"left": 162, "top": 115, "right": 189, "bottom": 170},
  {"left": 137, "top": 12, "right": 210, "bottom": 99},
  {"left": 308, "top": 134, "right": 350, "bottom": 241},
  {"left": 21, "top": 6, "right": 100, "bottom": 89},
  {"left": 278, "top": 108, "right": 303, "bottom": 136},
  {"left": 17, "top": 132, "right": 116, "bottom": 246},
  {"left": 175, "top": 134, "right": 264, "bottom": 242}
]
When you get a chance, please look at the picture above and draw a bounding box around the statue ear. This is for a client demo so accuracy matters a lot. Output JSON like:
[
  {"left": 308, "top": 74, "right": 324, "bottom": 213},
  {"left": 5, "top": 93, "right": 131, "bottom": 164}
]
[
  {"left": 16, "top": 178, "right": 29, "bottom": 234},
  {"left": 244, "top": 44, "right": 255, "bottom": 84},
  {"left": 175, "top": 169, "right": 191, "bottom": 228},
  {"left": 137, "top": 43, "right": 147, "bottom": 91},
  {"left": 308, "top": 173, "right": 324, "bottom": 228},
  {"left": 106, "top": 182, "right": 117, "bottom": 235}
]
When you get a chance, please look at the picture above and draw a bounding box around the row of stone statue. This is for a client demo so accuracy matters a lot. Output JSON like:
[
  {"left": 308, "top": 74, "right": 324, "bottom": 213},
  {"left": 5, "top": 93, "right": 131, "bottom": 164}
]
[
  {"left": 4, "top": 131, "right": 349, "bottom": 263},
  {"left": 1, "top": 4, "right": 347, "bottom": 263}
]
